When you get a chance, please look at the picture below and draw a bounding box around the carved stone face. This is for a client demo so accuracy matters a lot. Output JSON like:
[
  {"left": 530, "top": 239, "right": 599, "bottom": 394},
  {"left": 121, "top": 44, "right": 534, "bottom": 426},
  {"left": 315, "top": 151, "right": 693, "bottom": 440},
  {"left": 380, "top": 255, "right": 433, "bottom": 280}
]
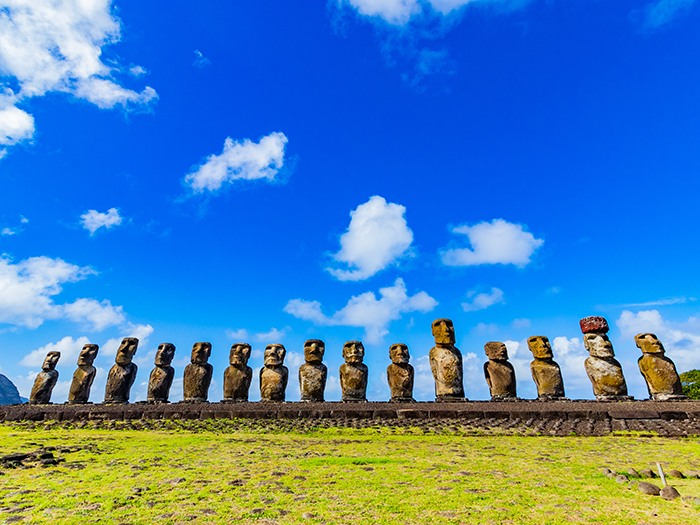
[
  {"left": 155, "top": 343, "right": 176, "bottom": 366},
  {"left": 343, "top": 341, "right": 365, "bottom": 364},
  {"left": 77, "top": 344, "right": 98, "bottom": 366},
  {"left": 42, "top": 351, "right": 61, "bottom": 371},
  {"left": 264, "top": 344, "right": 286, "bottom": 366},
  {"left": 485, "top": 341, "right": 509, "bottom": 360},
  {"left": 229, "top": 343, "right": 252, "bottom": 366},
  {"left": 303, "top": 340, "right": 324, "bottom": 364},
  {"left": 635, "top": 333, "right": 665, "bottom": 355},
  {"left": 389, "top": 343, "right": 410, "bottom": 364},
  {"left": 191, "top": 342, "right": 211, "bottom": 365},
  {"left": 583, "top": 333, "right": 615, "bottom": 358},
  {"left": 115, "top": 338, "right": 139, "bottom": 366},
  {"left": 527, "top": 336, "right": 553, "bottom": 359},
  {"left": 432, "top": 318, "right": 455, "bottom": 346}
]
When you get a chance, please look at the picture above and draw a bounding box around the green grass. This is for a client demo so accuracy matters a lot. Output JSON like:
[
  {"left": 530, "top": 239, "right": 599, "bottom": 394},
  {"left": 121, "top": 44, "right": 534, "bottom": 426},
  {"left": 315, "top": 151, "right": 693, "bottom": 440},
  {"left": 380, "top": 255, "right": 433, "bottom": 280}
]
[{"left": 0, "top": 423, "right": 698, "bottom": 524}]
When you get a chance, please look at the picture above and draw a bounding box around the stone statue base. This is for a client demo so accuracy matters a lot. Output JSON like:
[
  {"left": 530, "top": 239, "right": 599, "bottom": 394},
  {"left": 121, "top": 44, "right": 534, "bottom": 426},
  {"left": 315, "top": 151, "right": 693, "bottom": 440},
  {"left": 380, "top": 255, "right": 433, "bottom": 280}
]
[
  {"left": 65, "top": 401, "right": 92, "bottom": 405},
  {"left": 221, "top": 398, "right": 248, "bottom": 403},
  {"left": 180, "top": 398, "right": 208, "bottom": 403},
  {"left": 342, "top": 398, "right": 367, "bottom": 403},
  {"left": 260, "top": 399, "right": 287, "bottom": 403},
  {"left": 435, "top": 395, "right": 467, "bottom": 403},
  {"left": 595, "top": 395, "right": 634, "bottom": 402},
  {"left": 390, "top": 396, "right": 415, "bottom": 403},
  {"left": 490, "top": 395, "right": 520, "bottom": 402},
  {"left": 145, "top": 400, "right": 170, "bottom": 404},
  {"left": 300, "top": 396, "right": 324, "bottom": 402},
  {"left": 652, "top": 393, "right": 689, "bottom": 401},
  {"left": 28, "top": 401, "right": 54, "bottom": 405},
  {"left": 538, "top": 395, "right": 570, "bottom": 402}
]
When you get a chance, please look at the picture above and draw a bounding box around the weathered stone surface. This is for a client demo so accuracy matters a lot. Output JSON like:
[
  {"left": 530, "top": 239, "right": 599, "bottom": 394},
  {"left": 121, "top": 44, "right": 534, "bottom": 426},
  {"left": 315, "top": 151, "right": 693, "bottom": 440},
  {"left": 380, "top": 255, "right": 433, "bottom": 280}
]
[
  {"left": 387, "top": 343, "right": 414, "bottom": 402},
  {"left": 581, "top": 318, "right": 630, "bottom": 400},
  {"left": 615, "top": 474, "right": 629, "bottom": 483},
  {"left": 147, "top": 343, "right": 176, "bottom": 403},
  {"left": 429, "top": 319, "right": 465, "bottom": 401},
  {"left": 527, "top": 336, "right": 566, "bottom": 400},
  {"left": 183, "top": 343, "right": 213, "bottom": 402},
  {"left": 29, "top": 352, "right": 61, "bottom": 404},
  {"left": 299, "top": 340, "right": 326, "bottom": 402},
  {"left": 627, "top": 468, "right": 640, "bottom": 478},
  {"left": 638, "top": 481, "right": 661, "bottom": 495},
  {"left": 484, "top": 342, "right": 517, "bottom": 400},
  {"left": 104, "top": 338, "right": 139, "bottom": 404},
  {"left": 260, "top": 344, "right": 288, "bottom": 402},
  {"left": 660, "top": 485, "right": 680, "bottom": 500},
  {"left": 639, "top": 468, "right": 656, "bottom": 478},
  {"left": 67, "top": 344, "right": 99, "bottom": 404},
  {"left": 635, "top": 333, "right": 686, "bottom": 401},
  {"left": 580, "top": 316, "right": 609, "bottom": 334},
  {"left": 667, "top": 469, "right": 684, "bottom": 478},
  {"left": 223, "top": 343, "right": 253, "bottom": 402},
  {"left": 340, "top": 341, "right": 368, "bottom": 402}
]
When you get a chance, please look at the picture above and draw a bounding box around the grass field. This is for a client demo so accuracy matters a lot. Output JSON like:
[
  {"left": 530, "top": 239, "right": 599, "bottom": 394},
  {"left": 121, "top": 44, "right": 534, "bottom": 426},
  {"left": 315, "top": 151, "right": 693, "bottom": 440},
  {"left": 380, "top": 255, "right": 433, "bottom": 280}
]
[{"left": 0, "top": 421, "right": 699, "bottom": 524}]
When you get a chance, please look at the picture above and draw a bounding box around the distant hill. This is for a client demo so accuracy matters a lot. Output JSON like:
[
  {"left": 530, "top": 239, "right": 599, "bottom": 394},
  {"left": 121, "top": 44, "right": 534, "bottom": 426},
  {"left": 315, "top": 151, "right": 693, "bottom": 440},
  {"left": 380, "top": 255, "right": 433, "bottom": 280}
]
[{"left": 0, "top": 374, "right": 22, "bottom": 405}]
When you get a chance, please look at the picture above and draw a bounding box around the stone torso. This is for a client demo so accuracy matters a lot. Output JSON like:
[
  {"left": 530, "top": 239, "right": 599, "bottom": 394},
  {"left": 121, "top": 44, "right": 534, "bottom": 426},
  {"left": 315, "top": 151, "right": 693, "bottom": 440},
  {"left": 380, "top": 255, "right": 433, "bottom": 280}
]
[
  {"left": 484, "top": 360, "right": 516, "bottom": 398},
  {"left": 223, "top": 365, "right": 253, "bottom": 401},
  {"left": 585, "top": 356, "right": 628, "bottom": 397},
  {"left": 638, "top": 354, "right": 683, "bottom": 397},
  {"left": 29, "top": 370, "right": 58, "bottom": 404},
  {"left": 387, "top": 363, "right": 413, "bottom": 400},
  {"left": 340, "top": 363, "right": 368, "bottom": 401},
  {"left": 530, "top": 359, "right": 565, "bottom": 398},
  {"left": 429, "top": 346, "right": 464, "bottom": 397},
  {"left": 183, "top": 363, "right": 213, "bottom": 401},
  {"left": 299, "top": 363, "right": 327, "bottom": 401},
  {"left": 104, "top": 363, "right": 138, "bottom": 403},
  {"left": 68, "top": 366, "right": 96, "bottom": 403},
  {"left": 148, "top": 366, "right": 175, "bottom": 402},
  {"left": 260, "top": 366, "right": 288, "bottom": 401}
]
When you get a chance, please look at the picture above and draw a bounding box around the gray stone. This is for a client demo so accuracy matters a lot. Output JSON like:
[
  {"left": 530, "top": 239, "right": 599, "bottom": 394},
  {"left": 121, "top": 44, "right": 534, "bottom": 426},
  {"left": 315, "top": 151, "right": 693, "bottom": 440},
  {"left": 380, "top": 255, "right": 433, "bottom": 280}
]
[
  {"left": 637, "top": 482, "right": 661, "bottom": 495},
  {"left": 660, "top": 486, "right": 680, "bottom": 500},
  {"left": 627, "top": 468, "right": 640, "bottom": 478},
  {"left": 639, "top": 468, "right": 656, "bottom": 478},
  {"left": 667, "top": 469, "right": 684, "bottom": 478},
  {"left": 615, "top": 474, "right": 629, "bottom": 483}
]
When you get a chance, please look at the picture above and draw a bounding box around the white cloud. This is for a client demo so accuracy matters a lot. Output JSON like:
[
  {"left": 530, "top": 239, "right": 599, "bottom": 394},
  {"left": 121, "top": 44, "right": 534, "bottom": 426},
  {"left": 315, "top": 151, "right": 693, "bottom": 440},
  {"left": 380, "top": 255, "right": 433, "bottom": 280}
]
[
  {"left": 225, "top": 327, "right": 286, "bottom": 342},
  {"left": 1, "top": 228, "right": 17, "bottom": 235},
  {"left": 254, "top": 328, "right": 285, "bottom": 342},
  {"left": 326, "top": 196, "right": 414, "bottom": 281},
  {"left": 440, "top": 219, "right": 543, "bottom": 267},
  {"left": 461, "top": 287, "right": 504, "bottom": 312},
  {"left": 0, "top": 254, "right": 123, "bottom": 331},
  {"left": 226, "top": 328, "right": 249, "bottom": 340},
  {"left": 284, "top": 277, "right": 437, "bottom": 344},
  {"left": 129, "top": 65, "right": 147, "bottom": 77},
  {"left": 19, "top": 335, "right": 91, "bottom": 367},
  {"left": 0, "top": 0, "right": 157, "bottom": 156},
  {"left": 184, "top": 132, "right": 288, "bottom": 193},
  {"left": 193, "top": 49, "right": 211, "bottom": 68},
  {"left": 80, "top": 207, "right": 122, "bottom": 235},
  {"left": 636, "top": 0, "right": 696, "bottom": 29},
  {"left": 101, "top": 323, "right": 154, "bottom": 359}
]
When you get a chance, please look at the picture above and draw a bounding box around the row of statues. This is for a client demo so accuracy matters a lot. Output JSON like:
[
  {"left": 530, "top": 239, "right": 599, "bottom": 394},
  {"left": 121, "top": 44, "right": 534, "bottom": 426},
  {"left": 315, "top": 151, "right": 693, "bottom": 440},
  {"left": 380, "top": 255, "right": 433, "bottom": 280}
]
[{"left": 28, "top": 316, "right": 687, "bottom": 405}]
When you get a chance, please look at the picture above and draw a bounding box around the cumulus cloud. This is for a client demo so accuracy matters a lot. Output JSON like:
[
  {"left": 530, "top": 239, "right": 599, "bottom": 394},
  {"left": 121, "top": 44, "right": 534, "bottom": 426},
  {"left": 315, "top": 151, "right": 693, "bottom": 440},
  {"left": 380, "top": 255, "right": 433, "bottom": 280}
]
[
  {"left": 184, "top": 132, "right": 288, "bottom": 193},
  {"left": 0, "top": 0, "right": 157, "bottom": 156},
  {"left": 327, "top": 196, "right": 414, "bottom": 281},
  {"left": 284, "top": 278, "right": 437, "bottom": 344},
  {"left": 462, "top": 287, "right": 504, "bottom": 312},
  {"left": 19, "top": 335, "right": 92, "bottom": 367},
  {"left": 80, "top": 207, "right": 122, "bottom": 235},
  {"left": 440, "top": 219, "right": 543, "bottom": 267},
  {"left": 0, "top": 255, "right": 122, "bottom": 330},
  {"left": 226, "top": 327, "right": 286, "bottom": 342}
]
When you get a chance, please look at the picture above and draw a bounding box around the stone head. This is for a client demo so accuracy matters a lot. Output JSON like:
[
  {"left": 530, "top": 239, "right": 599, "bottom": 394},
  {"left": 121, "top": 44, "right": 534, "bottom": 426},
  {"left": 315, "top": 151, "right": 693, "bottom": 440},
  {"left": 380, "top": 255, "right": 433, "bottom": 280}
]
[
  {"left": 264, "top": 344, "right": 286, "bottom": 367},
  {"left": 389, "top": 343, "right": 410, "bottom": 365},
  {"left": 583, "top": 333, "right": 615, "bottom": 358},
  {"left": 635, "top": 333, "right": 665, "bottom": 355},
  {"left": 155, "top": 343, "right": 176, "bottom": 366},
  {"left": 303, "top": 339, "right": 325, "bottom": 365},
  {"left": 343, "top": 341, "right": 365, "bottom": 364},
  {"left": 77, "top": 344, "right": 99, "bottom": 366},
  {"left": 115, "top": 337, "right": 139, "bottom": 366},
  {"left": 229, "top": 343, "right": 252, "bottom": 366},
  {"left": 485, "top": 341, "right": 509, "bottom": 361},
  {"left": 527, "top": 336, "right": 553, "bottom": 359},
  {"left": 432, "top": 318, "right": 455, "bottom": 346},
  {"left": 42, "top": 351, "right": 61, "bottom": 371},
  {"left": 191, "top": 342, "right": 211, "bottom": 365}
]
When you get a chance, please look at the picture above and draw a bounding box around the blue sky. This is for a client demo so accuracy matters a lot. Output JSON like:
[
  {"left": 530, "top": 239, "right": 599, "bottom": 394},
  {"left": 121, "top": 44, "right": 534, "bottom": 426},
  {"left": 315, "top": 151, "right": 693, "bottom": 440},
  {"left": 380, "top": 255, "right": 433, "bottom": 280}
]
[{"left": 1, "top": 0, "right": 699, "bottom": 403}]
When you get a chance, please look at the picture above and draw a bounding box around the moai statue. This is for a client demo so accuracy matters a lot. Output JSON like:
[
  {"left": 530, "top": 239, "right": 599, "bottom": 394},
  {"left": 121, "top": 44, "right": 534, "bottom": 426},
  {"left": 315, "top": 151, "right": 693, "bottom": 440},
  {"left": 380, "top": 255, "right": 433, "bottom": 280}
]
[
  {"left": 29, "top": 351, "right": 61, "bottom": 404},
  {"left": 483, "top": 342, "right": 518, "bottom": 401},
  {"left": 67, "top": 344, "right": 99, "bottom": 404},
  {"left": 387, "top": 343, "right": 414, "bottom": 403},
  {"left": 260, "top": 344, "right": 288, "bottom": 402},
  {"left": 429, "top": 318, "right": 465, "bottom": 401},
  {"left": 581, "top": 316, "right": 632, "bottom": 401},
  {"left": 635, "top": 333, "right": 687, "bottom": 401},
  {"left": 183, "top": 342, "right": 213, "bottom": 402},
  {"left": 147, "top": 343, "right": 176, "bottom": 403},
  {"left": 340, "top": 341, "right": 368, "bottom": 402},
  {"left": 299, "top": 339, "right": 327, "bottom": 402},
  {"left": 527, "top": 336, "right": 566, "bottom": 400},
  {"left": 223, "top": 343, "right": 253, "bottom": 402},
  {"left": 104, "top": 338, "right": 139, "bottom": 404}
]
